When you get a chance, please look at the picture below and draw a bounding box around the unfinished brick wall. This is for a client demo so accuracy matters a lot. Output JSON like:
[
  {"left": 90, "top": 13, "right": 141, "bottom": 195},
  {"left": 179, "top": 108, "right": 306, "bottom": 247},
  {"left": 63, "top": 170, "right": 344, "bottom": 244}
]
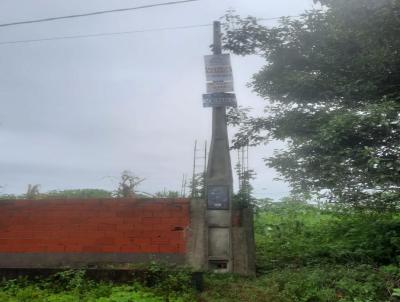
[{"left": 0, "top": 198, "right": 190, "bottom": 255}]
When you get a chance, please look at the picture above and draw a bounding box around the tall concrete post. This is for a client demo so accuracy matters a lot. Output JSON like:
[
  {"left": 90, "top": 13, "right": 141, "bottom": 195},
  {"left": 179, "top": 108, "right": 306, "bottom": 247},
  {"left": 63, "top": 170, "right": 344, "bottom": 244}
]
[{"left": 205, "top": 21, "right": 234, "bottom": 272}]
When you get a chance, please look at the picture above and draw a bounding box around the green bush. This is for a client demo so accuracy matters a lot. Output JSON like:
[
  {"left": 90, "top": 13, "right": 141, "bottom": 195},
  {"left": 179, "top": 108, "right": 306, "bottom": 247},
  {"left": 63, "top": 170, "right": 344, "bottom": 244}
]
[
  {"left": 200, "top": 264, "right": 400, "bottom": 302},
  {"left": 255, "top": 201, "right": 400, "bottom": 272},
  {"left": 0, "top": 267, "right": 194, "bottom": 302}
]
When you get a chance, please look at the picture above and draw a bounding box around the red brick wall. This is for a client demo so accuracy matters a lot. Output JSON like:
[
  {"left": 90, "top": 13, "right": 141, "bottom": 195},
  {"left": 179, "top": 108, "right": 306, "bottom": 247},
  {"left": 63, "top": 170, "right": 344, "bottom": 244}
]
[{"left": 0, "top": 198, "right": 190, "bottom": 254}]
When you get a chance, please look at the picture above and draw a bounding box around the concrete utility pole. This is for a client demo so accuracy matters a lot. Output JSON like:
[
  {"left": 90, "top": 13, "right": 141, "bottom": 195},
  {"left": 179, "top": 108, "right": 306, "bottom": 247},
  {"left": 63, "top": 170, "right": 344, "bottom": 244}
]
[
  {"left": 192, "top": 20, "right": 255, "bottom": 275},
  {"left": 207, "top": 22, "right": 234, "bottom": 189},
  {"left": 205, "top": 21, "right": 234, "bottom": 272}
]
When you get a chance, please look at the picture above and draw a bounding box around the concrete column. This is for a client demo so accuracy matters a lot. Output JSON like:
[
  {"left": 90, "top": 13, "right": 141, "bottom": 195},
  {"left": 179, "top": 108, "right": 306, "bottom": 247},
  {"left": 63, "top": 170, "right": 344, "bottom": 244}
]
[{"left": 206, "top": 107, "right": 233, "bottom": 185}]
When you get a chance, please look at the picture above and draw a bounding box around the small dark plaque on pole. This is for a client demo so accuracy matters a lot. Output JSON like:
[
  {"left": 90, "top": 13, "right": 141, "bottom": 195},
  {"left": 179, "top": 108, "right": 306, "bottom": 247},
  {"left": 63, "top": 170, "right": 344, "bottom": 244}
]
[{"left": 207, "top": 186, "right": 229, "bottom": 210}]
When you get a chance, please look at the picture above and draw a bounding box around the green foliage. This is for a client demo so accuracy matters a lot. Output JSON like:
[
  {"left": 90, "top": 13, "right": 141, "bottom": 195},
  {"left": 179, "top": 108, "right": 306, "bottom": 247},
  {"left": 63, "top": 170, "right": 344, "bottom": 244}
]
[
  {"left": 25, "top": 184, "right": 40, "bottom": 199},
  {"left": 154, "top": 191, "right": 180, "bottom": 198},
  {"left": 232, "top": 188, "right": 255, "bottom": 209},
  {"left": 233, "top": 148, "right": 256, "bottom": 209},
  {"left": 222, "top": 0, "right": 400, "bottom": 207},
  {"left": 0, "top": 282, "right": 176, "bottom": 302},
  {"left": 114, "top": 170, "right": 145, "bottom": 198},
  {"left": 45, "top": 189, "right": 113, "bottom": 199},
  {"left": 140, "top": 262, "right": 194, "bottom": 301},
  {"left": 0, "top": 189, "right": 113, "bottom": 200},
  {"left": 0, "top": 194, "right": 17, "bottom": 200},
  {"left": 47, "top": 269, "right": 87, "bottom": 293},
  {"left": 200, "top": 264, "right": 400, "bottom": 302},
  {"left": 254, "top": 200, "right": 400, "bottom": 272},
  {"left": 260, "top": 264, "right": 400, "bottom": 302},
  {"left": 188, "top": 172, "right": 205, "bottom": 199},
  {"left": 0, "top": 267, "right": 194, "bottom": 302}
]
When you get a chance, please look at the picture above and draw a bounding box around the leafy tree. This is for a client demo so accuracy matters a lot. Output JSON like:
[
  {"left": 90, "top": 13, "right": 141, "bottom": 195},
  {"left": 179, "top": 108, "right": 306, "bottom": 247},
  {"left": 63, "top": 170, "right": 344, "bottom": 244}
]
[
  {"left": 253, "top": 197, "right": 274, "bottom": 212},
  {"left": 233, "top": 148, "right": 257, "bottom": 208},
  {"left": 188, "top": 172, "right": 205, "bottom": 199},
  {"left": 114, "top": 170, "right": 145, "bottom": 198},
  {"left": 25, "top": 184, "right": 40, "bottom": 199},
  {"left": 223, "top": 0, "right": 400, "bottom": 208}
]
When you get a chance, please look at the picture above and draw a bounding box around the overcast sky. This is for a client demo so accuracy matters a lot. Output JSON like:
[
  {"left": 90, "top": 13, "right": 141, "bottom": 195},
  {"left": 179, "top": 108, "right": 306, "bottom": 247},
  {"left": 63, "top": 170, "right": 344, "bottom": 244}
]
[{"left": 0, "top": 0, "right": 317, "bottom": 199}]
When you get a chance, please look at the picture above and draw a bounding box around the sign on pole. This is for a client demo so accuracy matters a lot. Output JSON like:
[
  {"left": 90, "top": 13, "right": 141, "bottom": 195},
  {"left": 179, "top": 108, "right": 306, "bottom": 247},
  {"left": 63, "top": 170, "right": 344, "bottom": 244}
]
[
  {"left": 204, "top": 54, "right": 233, "bottom": 82},
  {"left": 207, "top": 186, "right": 230, "bottom": 210},
  {"left": 206, "top": 81, "right": 234, "bottom": 94},
  {"left": 202, "top": 93, "right": 237, "bottom": 108}
]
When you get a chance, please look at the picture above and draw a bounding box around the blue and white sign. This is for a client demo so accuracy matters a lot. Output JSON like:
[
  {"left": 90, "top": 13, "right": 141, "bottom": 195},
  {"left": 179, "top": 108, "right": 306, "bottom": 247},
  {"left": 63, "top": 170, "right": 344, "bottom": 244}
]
[{"left": 202, "top": 93, "right": 237, "bottom": 108}]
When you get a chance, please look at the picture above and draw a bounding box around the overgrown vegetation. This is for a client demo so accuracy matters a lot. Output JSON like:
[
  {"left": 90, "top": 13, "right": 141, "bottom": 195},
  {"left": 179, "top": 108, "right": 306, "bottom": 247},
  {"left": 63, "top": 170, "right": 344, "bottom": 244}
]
[
  {"left": 255, "top": 201, "right": 400, "bottom": 272},
  {"left": 0, "top": 188, "right": 113, "bottom": 200},
  {"left": 0, "top": 264, "right": 195, "bottom": 302}
]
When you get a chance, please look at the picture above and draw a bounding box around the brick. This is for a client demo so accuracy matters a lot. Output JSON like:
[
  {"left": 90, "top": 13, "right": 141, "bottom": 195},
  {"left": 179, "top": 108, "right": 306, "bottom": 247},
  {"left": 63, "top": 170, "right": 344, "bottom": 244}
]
[
  {"left": 115, "top": 210, "right": 139, "bottom": 218},
  {"left": 123, "top": 230, "right": 143, "bottom": 237},
  {"left": 177, "top": 244, "right": 186, "bottom": 253},
  {"left": 99, "top": 245, "right": 119, "bottom": 253},
  {"left": 10, "top": 217, "right": 31, "bottom": 224},
  {"left": 136, "top": 223, "right": 154, "bottom": 231},
  {"left": 0, "top": 201, "right": 15, "bottom": 206},
  {"left": 139, "top": 244, "right": 160, "bottom": 253},
  {"left": 142, "top": 203, "right": 164, "bottom": 211},
  {"left": 0, "top": 231, "right": 34, "bottom": 239},
  {"left": 113, "top": 237, "right": 130, "bottom": 245},
  {"left": 122, "top": 218, "right": 142, "bottom": 224},
  {"left": 152, "top": 223, "right": 171, "bottom": 231},
  {"left": 92, "top": 218, "right": 120, "bottom": 225},
  {"left": 43, "top": 244, "right": 65, "bottom": 252},
  {"left": 151, "top": 237, "right": 170, "bottom": 244},
  {"left": 64, "top": 245, "right": 82, "bottom": 252},
  {"left": 159, "top": 244, "right": 179, "bottom": 253},
  {"left": 67, "top": 217, "right": 88, "bottom": 224},
  {"left": 116, "top": 224, "right": 135, "bottom": 232},
  {"left": 0, "top": 223, "right": 10, "bottom": 231},
  {"left": 30, "top": 225, "right": 62, "bottom": 232},
  {"left": 6, "top": 224, "right": 31, "bottom": 231},
  {"left": 165, "top": 232, "right": 184, "bottom": 243},
  {"left": 95, "top": 237, "right": 115, "bottom": 245},
  {"left": 12, "top": 238, "right": 45, "bottom": 245},
  {"left": 131, "top": 238, "right": 151, "bottom": 245},
  {"left": 0, "top": 198, "right": 190, "bottom": 255},
  {"left": 160, "top": 218, "right": 188, "bottom": 226},
  {"left": 36, "top": 231, "right": 66, "bottom": 240},
  {"left": 81, "top": 245, "right": 102, "bottom": 252},
  {"left": 97, "top": 223, "right": 119, "bottom": 231},
  {"left": 167, "top": 205, "right": 183, "bottom": 212},
  {"left": 141, "top": 230, "right": 161, "bottom": 238},
  {"left": 141, "top": 211, "right": 153, "bottom": 218},
  {"left": 152, "top": 210, "right": 172, "bottom": 218},
  {"left": 141, "top": 217, "right": 160, "bottom": 225},
  {"left": 120, "top": 244, "right": 141, "bottom": 253}
]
